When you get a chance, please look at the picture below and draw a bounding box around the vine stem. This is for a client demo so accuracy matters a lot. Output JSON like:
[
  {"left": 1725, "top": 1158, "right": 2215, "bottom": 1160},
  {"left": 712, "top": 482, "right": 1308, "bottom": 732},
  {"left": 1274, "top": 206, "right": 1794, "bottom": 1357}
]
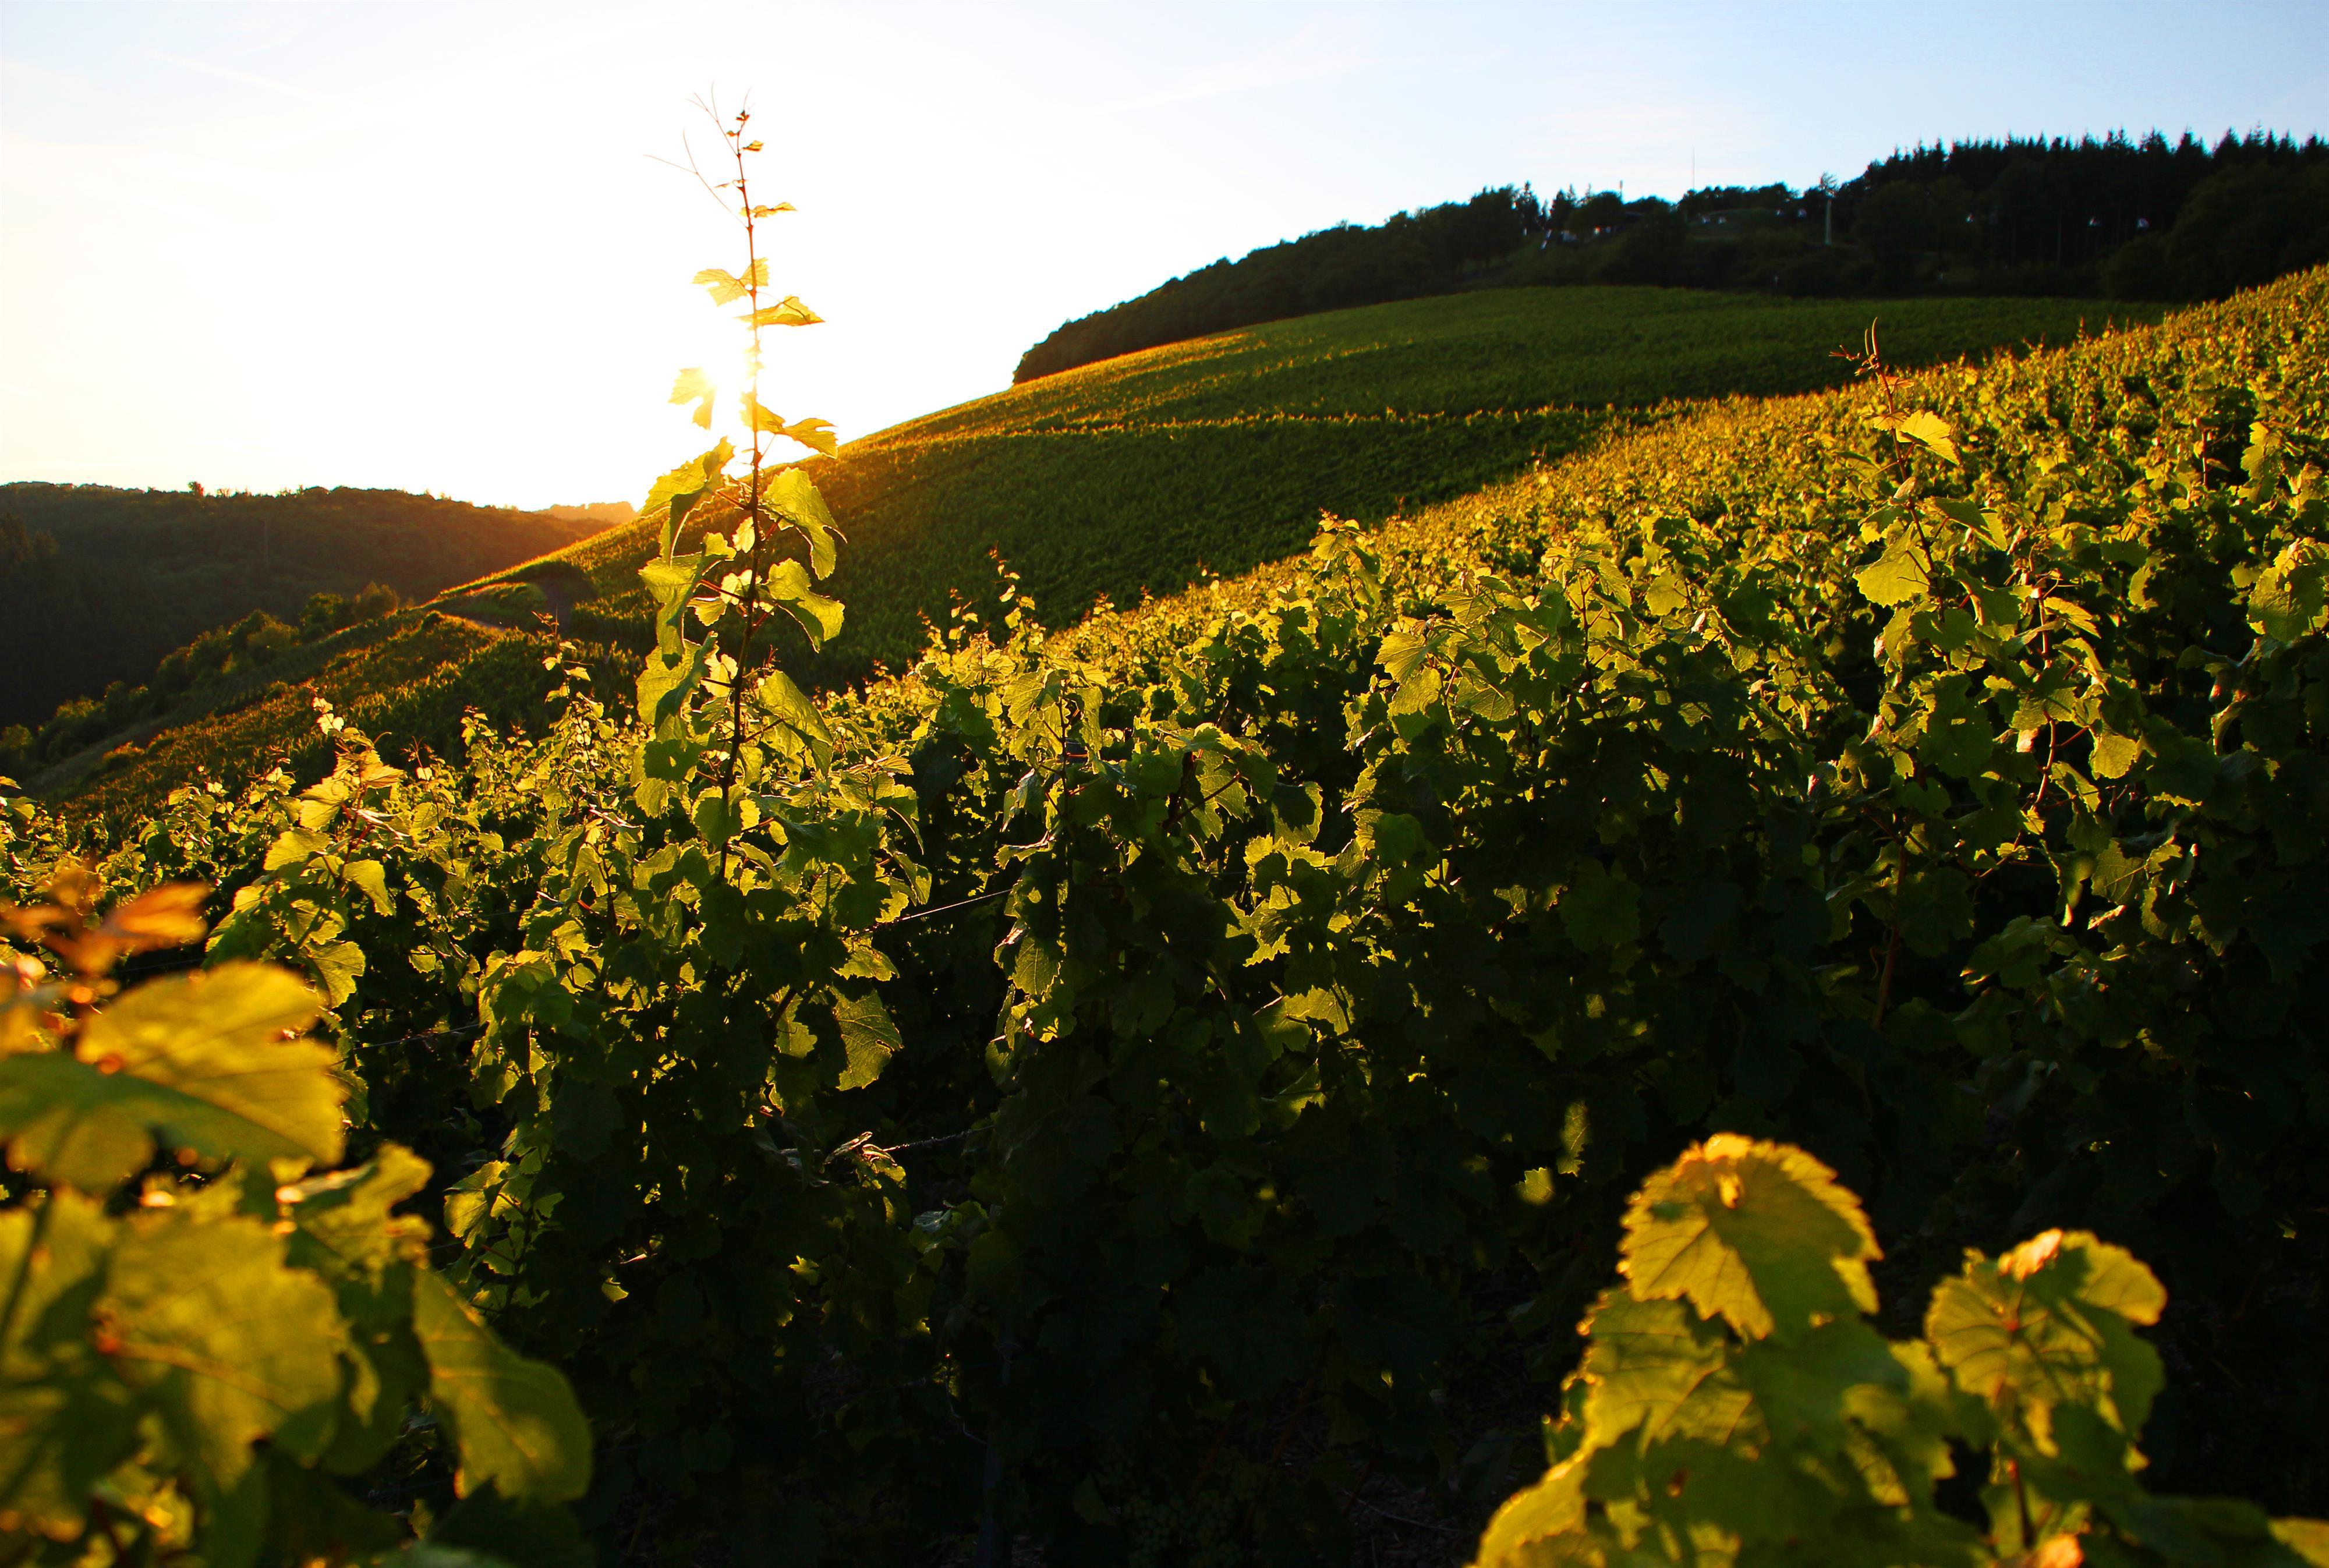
[
  {"left": 2010, "top": 1456, "right": 2036, "bottom": 1549},
  {"left": 718, "top": 107, "right": 767, "bottom": 884},
  {"left": 1872, "top": 856, "right": 1905, "bottom": 1031}
]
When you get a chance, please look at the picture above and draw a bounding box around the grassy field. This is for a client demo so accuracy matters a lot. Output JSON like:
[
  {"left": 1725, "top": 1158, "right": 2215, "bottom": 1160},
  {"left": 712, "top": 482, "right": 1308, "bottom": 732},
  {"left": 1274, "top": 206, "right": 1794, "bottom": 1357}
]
[{"left": 41, "top": 284, "right": 2157, "bottom": 813}]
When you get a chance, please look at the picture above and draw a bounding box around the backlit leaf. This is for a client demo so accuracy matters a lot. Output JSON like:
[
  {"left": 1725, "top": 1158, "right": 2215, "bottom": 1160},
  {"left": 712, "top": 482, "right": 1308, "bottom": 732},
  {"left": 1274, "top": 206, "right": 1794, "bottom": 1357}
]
[
  {"left": 767, "top": 558, "right": 844, "bottom": 649},
  {"left": 753, "top": 668, "right": 834, "bottom": 769},
  {"left": 834, "top": 990, "right": 900, "bottom": 1091},
  {"left": 1575, "top": 1289, "right": 1738, "bottom": 1452},
  {"left": 763, "top": 468, "right": 841, "bottom": 577},
  {"left": 0, "top": 964, "right": 339, "bottom": 1190},
  {"left": 741, "top": 393, "right": 840, "bottom": 456},
  {"left": 0, "top": 1192, "right": 134, "bottom": 1538},
  {"left": 1470, "top": 1455, "right": 1597, "bottom": 1567},
  {"left": 1619, "top": 1135, "right": 1879, "bottom": 1342},
  {"left": 2248, "top": 541, "right": 2329, "bottom": 642},
  {"left": 1857, "top": 539, "right": 1931, "bottom": 608},
  {"left": 411, "top": 1270, "right": 591, "bottom": 1503},
  {"left": 1896, "top": 410, "right": 1960, "bottom": 465},
  {"left": 669, "top": 367, "right": 716, "bottom": 430},
  {"left": 1926, "top": 1228, "right": 2165, "bottom": 1451},
  {"left": 739, "top": 295, "right": 822, "bottom": 330},
  {"left": 691, "top": 260, "right": 767, "bottom": 306},
  {"left": 103, "top": 1205, "right": 348, "bottom": 1483}
]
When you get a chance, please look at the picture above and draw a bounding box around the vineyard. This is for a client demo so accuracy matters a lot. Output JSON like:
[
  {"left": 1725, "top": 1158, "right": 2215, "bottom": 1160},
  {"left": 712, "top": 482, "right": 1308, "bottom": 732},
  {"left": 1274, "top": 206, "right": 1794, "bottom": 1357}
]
[
  {"left": 33, "top": 286, "right": 2139, "bottom": 824},
  {"left": 3, "top": 200, "right": 2326, "bottom": 1565}
]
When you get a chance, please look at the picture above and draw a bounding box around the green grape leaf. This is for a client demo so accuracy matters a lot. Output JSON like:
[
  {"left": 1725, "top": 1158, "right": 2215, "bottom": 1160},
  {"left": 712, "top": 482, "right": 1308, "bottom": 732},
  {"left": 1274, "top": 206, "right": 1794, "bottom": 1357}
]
[
  {"left": 1900, "top": 410, "right": 1959, "bottom": 463},
  {"left": 343, "top": 860, "right": 394, "bottom": 917},
  {"left": 1925, "top": 1228, "right": 2165, "bottom": 1454},
  {"left": 834, "top": 990, "right": 901, "bottom": 1092},
  {"left": 102, "top": 1205, "right": 349, "bottom": 1484},
  {"left": 410, "top": 1270, "right": 591, "bottom": 1503},
  {"left": 635, "top": 641, "right": 711, "bottom": 737},
  {"left": 766, "top": 558, "right": 844, "bottom": 649},
  {"left": 1856, "top": 539, "right": 1931, "bottom": 608},
  {"left": 639, "top": 441, "right": 733, "bottom": 555},
  {"left": 1730, "top": 1318, "right": 1902, "bottom": 1452},
  {"left": 0, "top": 1193, "right": 137, "bottom": 1541},
  {"left": 753, "top": 668, "right": 834, "bottom": 770},
  {"left": 763, "top": 468, "right": 841, "bottom": 577},
  {"left": 2247, "top": 541, "right": 2329, "bottom": 642},
  {"left": 307, "top": 939, "right": 365, "bottom": 1008},
  {"left": 1470, "top": 1454, "right": 1597, "bottom": 1567},
  {"left": 740, "top": 393, "right": 839, "bottom": 456},
  {"left": 1376, "top": 626, "right": 1429, "bottom": 685},
  {"left": 0, "top": 964, "right": 340, "bottom": 1191},
  {"left": 777, "top": 416, "right": 838, "bottom": 456},
  {"left": 739, "top": 295, "right": 821, "bottom": 329},
  {"left": 669, "top": 367, "right": 716, "bottom": 430},
  {"left": 282, "top": 1142, "right": 433, "bottom": 1280},
  {"left": 1619, "top": 1135, "right": 1880, "bottom": 1342},
  {"left": 2090, "top": 728, "right": 2144, "bottom": 781},
  {"left": 1576, "top": 1289, "right": 1740, "bottom": 1453},
  {"left": 1881, "top": 410, "right": 1960, "bottom": 465}
]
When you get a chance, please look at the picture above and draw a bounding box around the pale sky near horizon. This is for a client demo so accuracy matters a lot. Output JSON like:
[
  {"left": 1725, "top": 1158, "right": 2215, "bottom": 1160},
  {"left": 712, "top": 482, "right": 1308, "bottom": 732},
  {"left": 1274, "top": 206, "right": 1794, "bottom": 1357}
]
[{"left": 2, "top": 1, "right": 2324, "bottom": 510}]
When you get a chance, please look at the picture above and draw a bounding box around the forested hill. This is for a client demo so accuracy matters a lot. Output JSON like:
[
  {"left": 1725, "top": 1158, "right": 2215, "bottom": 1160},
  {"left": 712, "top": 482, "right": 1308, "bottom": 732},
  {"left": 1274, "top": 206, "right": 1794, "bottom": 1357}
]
[
  {"left": 0, "top": 484, "right": 618, "bottom": 730},
  {"left": 1015, "top": 126, "right": 2327, "bottom": 382}
]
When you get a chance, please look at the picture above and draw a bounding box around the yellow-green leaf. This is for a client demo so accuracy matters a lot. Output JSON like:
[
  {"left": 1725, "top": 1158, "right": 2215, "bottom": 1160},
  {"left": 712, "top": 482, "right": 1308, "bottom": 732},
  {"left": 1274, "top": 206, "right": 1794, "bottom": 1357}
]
[
  {"left": 1856, "top": 540, "right": 1931, "bottom": 608},
  {"left": 763, "top": 468, "right": 840, "bottom": 577},
  {"left": 1470, "top": 1454, "right": 1597, "bottom": 1567},
  {"left": 639, "top": 441, "right": 733, "bottom": 556},
  {"left": 1575, "top": 1289, "right": 1740, "bottom": 1452},
  {"left": 1619, "top": 1135, "right": 1880, "bottom": 1343},
  {"left": 753, "top": 668, "right": 834, "bottom": 770},
  {"left": 766, "top": 558, "right": 844, "bottom": 650},
  {"left": 2248, "top": 541, "right": 2329, "bottom": 642},
  {"left": 740, "top": 393, "right": 839, "bottom": 457},
  {"left": 739, "top": 295, "right": 821, "bottom": 330},
  {"left": 104, "top": 1205, "right": 349, "bottom": 1482},
  {"left": 834, "top": 990, "right": 900, "bottom": 1091},
  {"left": 0, "top": 964, "right": 341, "bottom": 1190},
  {"left": 1926, "top": 1228, "right": 2165, "bottom": 1452},
  {"left": 0, "top": 1193, "right": 136, "bottom": 1539},
  {"left": 668, "top": 367, "right": 716, "bottom": 430},
  {"left": 2090, "top": 730, "right": 2143, "bottom": 780},
  {"left": 691, "top": 260, "right": 767, "bottom": 306},
  {"left": 410, "top": 1270, "right": 591, "bottom": 1503},
  {"left": 1896, "top": 410, "right": 1960, "bottom": 465}
]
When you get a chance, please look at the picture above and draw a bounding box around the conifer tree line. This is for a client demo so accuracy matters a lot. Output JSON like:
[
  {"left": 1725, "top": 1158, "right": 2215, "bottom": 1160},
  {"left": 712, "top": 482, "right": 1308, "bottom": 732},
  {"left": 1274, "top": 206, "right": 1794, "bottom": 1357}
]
[{"left": 1015, "top": 128, "right": 2329, "bottom": 383}]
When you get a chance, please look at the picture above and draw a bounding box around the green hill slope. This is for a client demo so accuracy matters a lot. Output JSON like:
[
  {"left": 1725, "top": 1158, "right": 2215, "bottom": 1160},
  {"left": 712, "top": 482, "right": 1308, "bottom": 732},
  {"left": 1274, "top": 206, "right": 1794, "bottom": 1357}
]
[
  {"left": 0, "top": 484, "right": 615, "bottom": 731},
  {"left": 43, "top": 286, "right": 2150, "bottom": 816},
  {"left": 568, "top": 287, "right": 2154, "bottom": 672}
]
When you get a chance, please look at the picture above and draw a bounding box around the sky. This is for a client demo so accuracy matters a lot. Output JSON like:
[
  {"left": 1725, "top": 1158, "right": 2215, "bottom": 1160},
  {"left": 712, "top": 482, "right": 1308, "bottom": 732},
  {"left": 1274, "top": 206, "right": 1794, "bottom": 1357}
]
[{"left": 2, "top": 0, "right": 2324, "bottom": 510}]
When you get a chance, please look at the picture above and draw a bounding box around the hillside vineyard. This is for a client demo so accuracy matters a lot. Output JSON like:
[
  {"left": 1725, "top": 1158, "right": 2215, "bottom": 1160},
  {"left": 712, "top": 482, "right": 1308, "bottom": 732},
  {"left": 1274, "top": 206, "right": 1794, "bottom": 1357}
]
[
  {"left": 39, "top": 288, "right": 2143, "bottom": 822},
  {"left": 3, "top": 268, "right": 2326, "bottom": 1564}
]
